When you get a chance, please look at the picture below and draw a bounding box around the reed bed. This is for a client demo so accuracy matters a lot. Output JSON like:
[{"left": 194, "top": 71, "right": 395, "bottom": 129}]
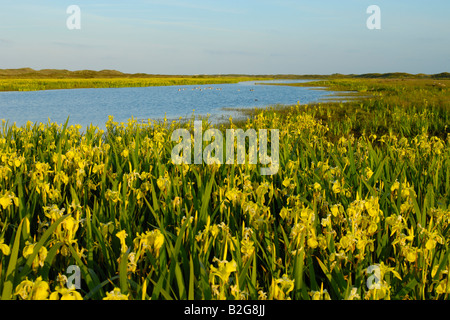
[{"left": 0, "top": 77, "right": 263, "bottom": 92}]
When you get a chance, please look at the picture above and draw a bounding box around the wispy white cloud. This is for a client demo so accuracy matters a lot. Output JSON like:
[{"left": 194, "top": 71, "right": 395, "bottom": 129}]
[
  {"left": 51, "top": 41, "right": 100, "bottom": 49},
  {"left": 142, "top": 0, "right": 246, "bottom": 15},
  {"left": 0, "top": 39, "right": 14, "bottom": 45},
  {"left": 204, "top": 49, "right": 260, "bottom": 56}
]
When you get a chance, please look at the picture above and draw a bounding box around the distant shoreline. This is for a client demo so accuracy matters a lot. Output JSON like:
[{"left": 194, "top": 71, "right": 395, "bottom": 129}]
[
  {"left": 0, "top": 68, "right": 448, "bottom": 92},
  {"left": 0, "top": 77, "right": 269, "bottom": 92},
  {"left": 1, "top": 68, "right": 449, "bottom": 80}
]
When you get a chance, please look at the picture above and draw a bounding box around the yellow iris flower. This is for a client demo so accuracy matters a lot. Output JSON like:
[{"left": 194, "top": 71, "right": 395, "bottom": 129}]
[
  {"left": 103, "top": 288, "right": 129, "bottom": 300},
  {"left": 0, "top": 238, "right": 10, "bottom": 255},
  {"left": 15, "top": 277, "right": 50, "bottom": 300},
  {"left": 116, "top": 230, "right": 128, "bottom": 253}
]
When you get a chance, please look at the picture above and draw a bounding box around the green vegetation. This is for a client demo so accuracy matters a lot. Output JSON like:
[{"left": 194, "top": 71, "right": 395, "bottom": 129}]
[
  {"left": 0, "top": 77, "right": 266, "bottom": 92},
  {"left": 0, "top": 76, "right": 449, "bottom": 300},
  {"left": 261, "top": 78, "right": 450, "bottom": 140},
  {"left": 1, "top": 68, "right": 448, "bottom": 92},
  {"left": 0, "top": 68, "right": 273, "bottom": 91}
]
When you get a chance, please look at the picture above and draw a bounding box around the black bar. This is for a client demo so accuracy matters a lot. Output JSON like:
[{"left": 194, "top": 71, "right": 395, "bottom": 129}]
[{"left": 0, "top": 299, "right": 445, "bottom": 318}]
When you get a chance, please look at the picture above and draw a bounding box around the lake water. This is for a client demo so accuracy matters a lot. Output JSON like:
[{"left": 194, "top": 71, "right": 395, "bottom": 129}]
[{"left": 0, "top": 79, "right": 334, "bottom": 129}]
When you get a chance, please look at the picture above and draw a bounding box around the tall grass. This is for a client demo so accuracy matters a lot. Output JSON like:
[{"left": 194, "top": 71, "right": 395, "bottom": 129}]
[
  {"left": 273, "top": 78, "right": 450, "bottom": 140},
  {"left": 0, "top": 78, "right": 449, "bottom": 300},
  {"left": 0, "top": 77, "right": 266, "bottom": 92}
]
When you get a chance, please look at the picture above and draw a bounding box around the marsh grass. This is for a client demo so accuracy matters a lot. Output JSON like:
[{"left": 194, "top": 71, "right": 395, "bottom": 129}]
[
  {"left": 256, "top": 79, "right": 450, "bottom": 141},
  {"left": 0, "top": 77, "right": 268, "bottom": 92}
]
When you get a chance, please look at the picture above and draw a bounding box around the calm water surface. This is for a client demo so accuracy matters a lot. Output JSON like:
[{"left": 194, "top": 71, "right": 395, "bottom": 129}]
[{"left": 0, "top": 80, "right": 333, "bottom": 129}]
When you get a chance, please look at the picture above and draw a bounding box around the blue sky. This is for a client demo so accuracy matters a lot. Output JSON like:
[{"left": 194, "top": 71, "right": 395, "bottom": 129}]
[{"left": 0, "top": 0, "right": 449, "bottom": 74}]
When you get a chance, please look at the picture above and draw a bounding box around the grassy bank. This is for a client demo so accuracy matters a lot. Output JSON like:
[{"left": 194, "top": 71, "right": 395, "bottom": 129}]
[
  {"left": 0, "top": 77, "right": 449, "bottom": 300},
  {"left": 0, "top": 77, "right": 267, "bottom": 92},
  {"left": 0, "top": 68, "right": 272, "bottom": 92},
  {"left": 259, "top": 78, "right": 450, "bottom": 140}
]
